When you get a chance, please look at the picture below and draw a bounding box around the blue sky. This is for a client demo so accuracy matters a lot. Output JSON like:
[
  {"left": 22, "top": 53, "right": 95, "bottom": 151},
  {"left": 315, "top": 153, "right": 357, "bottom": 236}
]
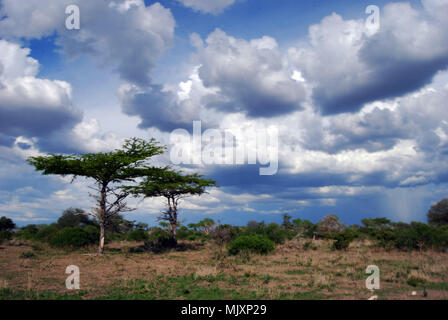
[{"left": 0, "top": 0, "right": 448, "bottom": 227}]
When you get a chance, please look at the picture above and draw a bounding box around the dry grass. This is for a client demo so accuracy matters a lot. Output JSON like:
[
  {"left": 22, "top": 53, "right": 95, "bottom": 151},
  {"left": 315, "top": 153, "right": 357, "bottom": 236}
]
[{"left": 1, "top": 238, "right": 447, "bottom": 300}]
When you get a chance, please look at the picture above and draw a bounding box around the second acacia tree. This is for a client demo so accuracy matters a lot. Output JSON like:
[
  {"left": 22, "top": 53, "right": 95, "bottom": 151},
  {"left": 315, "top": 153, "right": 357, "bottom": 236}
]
[{"left": 128, "top": 170, "right": 216, "bottom": 246}]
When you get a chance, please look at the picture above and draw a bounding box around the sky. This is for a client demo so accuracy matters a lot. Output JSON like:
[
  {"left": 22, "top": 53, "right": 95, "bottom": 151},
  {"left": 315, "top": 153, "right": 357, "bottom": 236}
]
[{"left": 0, "top": 0, "right": 448, "bottom": 227}]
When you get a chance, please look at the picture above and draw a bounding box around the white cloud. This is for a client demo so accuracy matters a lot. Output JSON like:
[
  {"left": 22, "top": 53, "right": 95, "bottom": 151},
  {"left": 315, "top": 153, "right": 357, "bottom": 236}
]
[
  {"left": 192, "top": 29, "right": 307, "bottom": 118},
  {"left": 0, "top": 0, "right": 176, "bottom": 87},
  {"left": 0, "top": 39, "right": 81, "bottom": 139},
  {"left": 177, "top": 0, "right": 237, "bottom": 14},
  {"left": 288, "top": 1, "right": 448, "bottom": 115}
]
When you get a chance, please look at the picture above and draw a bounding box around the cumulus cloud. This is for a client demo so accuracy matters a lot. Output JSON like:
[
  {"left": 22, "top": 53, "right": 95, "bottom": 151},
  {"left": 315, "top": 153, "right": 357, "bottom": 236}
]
[
  {"left": 119, "top": 67, "right": 223, "bottom": 132},
  {"left": 0, "top": 0, "right": 176, "bottom": 87},
  {"left": 177, "top": 0, "right": 237, "bottom": 14},
  {"left": 0, "top": 40, "right": 82, "bottom": 140},
  {"left": 192, "top": 29, "right": 307, "bottom": 118},
  {"left": 289, "top": 1, "right": 448, "bottom": 115}
]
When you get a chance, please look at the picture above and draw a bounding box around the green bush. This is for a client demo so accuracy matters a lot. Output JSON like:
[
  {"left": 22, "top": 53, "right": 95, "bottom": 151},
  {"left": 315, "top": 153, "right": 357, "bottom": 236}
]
[
  {"left": 332, "top": 230, "right": 357, "bottom": 250},
  {"left": 228, "top": 234, "right": 275, "bottom": 255},
  {"left": 0, "top": 230, "right": 13, "bottom": 243},
  {"left": 177, "top": 226, "right": 206, "bottom": 241},
  {"left": 264, "top": 223, "right": 291, "bottom": 244},
  {"left": 0, "top": 216, "right": 15, "bottom": 231},
  {"left": 143, "top": 228, "right": 176, "bottom": 253},
  {"left": 49, "top": 227, "right": 98, "bottom": 249},
  {"left": 370, "top": 222, "right": 448, "bottom": 251},
  {"left": 407, "top": 276, "right": 427, "bottom": 287},
  {"left": 35, "top": 225, "right": 59, "bottom": 242},
  {"left": 19, "top": 251, "right": 36, "bottom": 259},
  {"left": 127, "top": 229, "right": 149, "bottom": 242},
  {"left": 17, "top": 225, "right": 40, "bottom": 240}
]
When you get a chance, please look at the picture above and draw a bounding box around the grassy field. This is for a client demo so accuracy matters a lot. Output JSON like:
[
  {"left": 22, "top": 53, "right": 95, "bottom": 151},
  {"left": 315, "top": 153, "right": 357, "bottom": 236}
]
[{"left": 1, "top": 238, "right": 447, "bottom": 300}]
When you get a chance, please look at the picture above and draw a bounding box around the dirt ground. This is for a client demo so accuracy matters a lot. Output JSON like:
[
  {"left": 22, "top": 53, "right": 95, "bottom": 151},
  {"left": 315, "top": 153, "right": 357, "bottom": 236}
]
[{"left": 1, "top": 238, "right": 447, "bottom": 300}]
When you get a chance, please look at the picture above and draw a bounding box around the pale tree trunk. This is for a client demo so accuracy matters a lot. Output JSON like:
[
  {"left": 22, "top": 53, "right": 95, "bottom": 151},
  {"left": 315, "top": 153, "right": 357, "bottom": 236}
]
[
  {"left": 98, "top": 221, "right": 105, "bottom": 255},
  {"left": 167, "top": 196, "right": 178, "bottom": 246},
  {"left": 98, "top": 184, "right": 107, "bottom": 255}
]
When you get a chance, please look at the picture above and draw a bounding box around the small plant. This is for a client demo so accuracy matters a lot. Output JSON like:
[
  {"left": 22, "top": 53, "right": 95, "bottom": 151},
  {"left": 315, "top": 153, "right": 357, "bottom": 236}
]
[
  {"left": 20, "top": 251, "right": 36, "bottom": 259},
  {"left": 127, "top": 229, "right": 149, "bottom": 242},
  {"left": 228, "top": 234, "right": 275, "bottom": 255},
  {"left": 407, "top": 276, "right": 427, "bottom": 287},
  {"left": 303, "top": 240, "right": 316, "bottom": 251}
]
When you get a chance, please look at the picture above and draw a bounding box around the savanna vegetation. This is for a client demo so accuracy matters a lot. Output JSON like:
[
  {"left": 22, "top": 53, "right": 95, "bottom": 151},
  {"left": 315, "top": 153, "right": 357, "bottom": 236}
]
[{"left": 1, "top": 137, "right": 448, "bottom": 300}]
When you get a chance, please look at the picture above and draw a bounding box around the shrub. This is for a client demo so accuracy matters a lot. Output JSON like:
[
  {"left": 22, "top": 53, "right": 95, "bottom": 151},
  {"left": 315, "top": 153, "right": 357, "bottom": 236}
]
[
  {"left": 49, "top": 227, "right": 98, "bottom": 249},
  {"left": 19, "top": 251, "right": 36, "bottom": 259},
  {"left": 228, "top": 234, "right": 275, "bottom": 255},
  {"left": 302, "top": 240, "right": 317, "bottom": 251},
  {"left": 407, "top": 277, "right": 427, "bottom": 287},
  {"left": 427, "top": 198, "right": 448, "bottom": 226},
  {"left": 316, "top": 215, "right": 346, "bottom": 238},
  {"left": 17, "top": 225, "right": 40, "bottom": 240},
  {"left": 293, "top": 219, "right": 316, "bottom": 238},
  {"left": 264, "top": 223, "right": 291, "bottom": 244},
  {"left": 0, "top": 230, "right": 13, "bottom": 243},
  {"left": 35, "top": 225, "right": 59, "bottom": 242},
  {"left": 143, "top": 228, "right": 176, "bottom": 253},
  {"left": 127, "top": 229, "right": 149, "bottom": 242},
  {"left": 332, "top": 230, "right": 357, "bottom": 250},
  {"left": 57, "top": 208, "right": 94, "bottom": 228},
  {"left": 0, "top": 216, "right": 15, "bottom": 231}
]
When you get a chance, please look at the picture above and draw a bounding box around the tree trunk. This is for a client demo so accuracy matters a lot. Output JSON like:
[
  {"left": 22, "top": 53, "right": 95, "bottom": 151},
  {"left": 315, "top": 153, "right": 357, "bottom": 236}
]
[
  {"left": 98, "top": 185, "right": 107, "bottom": 255},
  {"left": 171, "top": 222, "right": 177, "bottom": 244},
  {"left": 166, "top": 196, "right": 178, "bottom": 247},
  {"left": 98, "top": 221, "right": 105, "bottom": 255}
]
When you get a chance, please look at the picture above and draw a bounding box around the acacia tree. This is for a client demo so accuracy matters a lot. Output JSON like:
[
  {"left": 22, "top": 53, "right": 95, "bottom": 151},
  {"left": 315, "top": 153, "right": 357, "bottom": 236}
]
[
  {"left": 127, "top": 170, "right": 216, "bottom": 246},
  {"left": 427, "top": 198, "right": 448, "bottom": 226},
  {"left": 27, "top": 138, "right": 166, "bottom": 254}
]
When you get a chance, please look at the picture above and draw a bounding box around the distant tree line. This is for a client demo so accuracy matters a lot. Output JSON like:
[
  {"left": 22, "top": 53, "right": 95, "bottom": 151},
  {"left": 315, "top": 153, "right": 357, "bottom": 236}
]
[{"left": 2, "top": 197, "right": 448, "bottom": 256}]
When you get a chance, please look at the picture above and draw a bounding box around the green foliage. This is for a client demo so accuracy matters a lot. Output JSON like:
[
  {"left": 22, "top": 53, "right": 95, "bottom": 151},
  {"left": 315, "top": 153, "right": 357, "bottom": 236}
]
[
  {"left": 17, "top": 224, "right": 40, "bottom": 240},
  {"left": 127, "top": 170, "right": 216, "bottom": 200},
  {"left": 27, "top": 138, "right": 167, "bottom": 253},
  {"left": 241, "top": 221, "right": 296, "bottom": 244},
  {"left": 0, "top": 216, "right": 16, "bottom": 231},
  {"left": 106, "top": 214, "right": 135, "bottom": 234},
  {"left": 127, "top": 229, "right": 149, "bottom": 242},
  {"left": 177, "top": 226, "right": 206, "bottom": 241},
  {"left": 0, "top": 230, "right": 13, "bottom": 243},
  {"left": 293, "top": 218, "right": 317, "bottom": 238},
  {"left": 371, "top": 222, "right": 448, "bottom": 251},
  {"left": 49, "top": 227, "right": 99, "bottom": 249},
  {"left": 264, "top": 223, "right": 295, "bottom": 244},
  {"left": 20, "top": 251, "right": 37, "bottom": 259},
  {"left": 332, "top": 230, "right": 357, "bottom": 250},
  {"left": 427, "top": 198, "right": 448, "bottom": 226},
  {"left": 127, "top": 169, "right": 216, "bottom": 244},
  {"left": 27, "top": 138, "right": 166, "bottom": 184},
  {"left": 35, "top": 225, "right": 59, "bottom": 241},
  {"left": 228, "top": 234, "right": 275, "bottom": 255},
  {"left": 142, "top": 228, "right": 177, "bottom": 253},
  {"left": 407, "top": 277, "right": 427, "bottom": 287},
  {"left": 302, "top": 240, "right": 317, "bottom": 251},
  {"left": 57, "top": 208, "right": 94, "bottom": 229}
]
